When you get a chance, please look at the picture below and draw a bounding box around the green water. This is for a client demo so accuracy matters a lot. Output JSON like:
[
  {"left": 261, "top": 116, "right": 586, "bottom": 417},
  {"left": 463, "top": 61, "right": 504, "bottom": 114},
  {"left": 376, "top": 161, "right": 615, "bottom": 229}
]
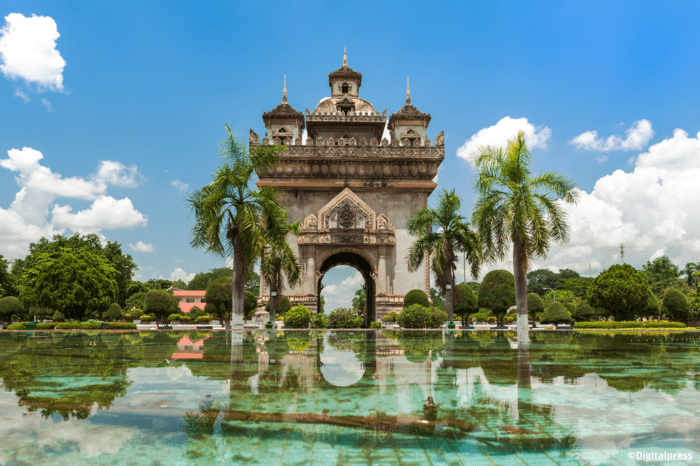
[{"left": 0, "top": 330, "right": 699, "bottom": 465}]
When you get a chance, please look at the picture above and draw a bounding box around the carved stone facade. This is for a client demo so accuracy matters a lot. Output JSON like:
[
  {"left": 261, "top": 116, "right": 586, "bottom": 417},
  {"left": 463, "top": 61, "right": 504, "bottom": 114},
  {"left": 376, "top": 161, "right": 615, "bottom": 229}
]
[{"left": 253, "top": 53, "right": 443, "bottom": 322}]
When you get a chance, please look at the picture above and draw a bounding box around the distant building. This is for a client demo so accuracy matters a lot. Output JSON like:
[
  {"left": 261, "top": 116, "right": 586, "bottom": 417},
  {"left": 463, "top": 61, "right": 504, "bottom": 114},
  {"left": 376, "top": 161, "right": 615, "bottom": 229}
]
[{"left": 172, "top": 289, "right": 206, "bottom": 314}]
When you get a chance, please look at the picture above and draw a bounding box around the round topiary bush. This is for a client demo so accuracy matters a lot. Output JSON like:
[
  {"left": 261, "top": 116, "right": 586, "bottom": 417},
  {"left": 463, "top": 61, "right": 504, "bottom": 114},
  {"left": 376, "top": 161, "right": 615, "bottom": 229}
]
[
  {"left": 454, "top": 284, "right": 478, "bottom": 321},
  {"left": 574, "top": 301, "right": 594, "bottom": 321},
  {"left": 381, "top": 311, "right": 399, "bottom": 323},
  {"left": 310, "top": 314, "right": 327, "bottom": 328},
  {"left": 527, "top": 293, "right": 545, "bottom": 315},
  {"left": 285, "top": 304, "right": 312, "bottom": 328},
  {"left": 396, "top": 304, "right": 447, "bottom": 329},
  {"left": 563, "top": 302, "right": 576, "bottom": 316},
  {"left": 540, "top": 302, "right": 573, "bottom": 325},
  {"left": 0, "top": 296, "right": 23, "bottom": 321},
  {"left": 403, "top": 289, "right": 430, "bottom": 309},
  {"left": 640, "top": 288, "right": 660, "bottom": 318},
  {"left": 477, "top": 270, "right": 515, "bottom": 326},
  {"left": 662, "top": 289, "right": 689, "bottom": 323},
  {"left": 103, "top": 303, "right": 123, "bottom": 321},
  {"left": 588, "top": 264, "right": 648, "bottom": 321}
]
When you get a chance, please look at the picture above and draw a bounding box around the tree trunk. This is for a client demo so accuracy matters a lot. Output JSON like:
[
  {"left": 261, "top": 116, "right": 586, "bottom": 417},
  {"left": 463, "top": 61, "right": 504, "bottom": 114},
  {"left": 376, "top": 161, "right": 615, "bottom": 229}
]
[
  {"left": 231, "top": 235, "right": 247, "bottom": 328},
  {"left": 512, "top": 231, "right": 529, "bottom": 333},
  {"left": 444, "top": 266, "right": 454, "bottom": 322},
  {"left": 269, "top": 273, "right": 278, "bottom": 327}
]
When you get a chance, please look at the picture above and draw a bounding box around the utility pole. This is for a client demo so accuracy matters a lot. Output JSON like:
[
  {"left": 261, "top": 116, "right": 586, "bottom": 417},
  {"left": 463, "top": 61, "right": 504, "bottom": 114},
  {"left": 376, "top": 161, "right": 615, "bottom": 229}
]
[{"left": 620, "top": 244, "right": 625, "bottom": 263}]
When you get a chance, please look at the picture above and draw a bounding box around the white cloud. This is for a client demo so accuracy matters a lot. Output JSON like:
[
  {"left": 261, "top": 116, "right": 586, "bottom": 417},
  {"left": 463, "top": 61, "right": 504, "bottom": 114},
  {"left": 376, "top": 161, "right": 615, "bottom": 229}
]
[
  {"left": 129, "top": 241, "right": 154, "bottom": 252},
  {"left": 170, "top": 267, "right": 195, "bottom": 284},
  {"left": 538, "top": 127, "right": 700, "bottom": 275},
  {"left": 40, "top": 97, "right": 52, "bottom": 111},
  {"left": 51, "top": 195, "right": 147, "bottom": 231},
  {"left": 0, "top": 13, "right": 66, "bottom": 91},
  {"left": 570, "top": 119, "right": 654, "bottom": 152},
  {"left": 14, "top": 87, "right": 29, "bottom": 102},
  {"left": 0, "top": 146, "right": 146, "bottom": 258},
  {"left": 457, "top": 117, "right": 551, "bottom": 165},
  {"left": 171, "top": 179, "right": 188, "bottom": 192}
]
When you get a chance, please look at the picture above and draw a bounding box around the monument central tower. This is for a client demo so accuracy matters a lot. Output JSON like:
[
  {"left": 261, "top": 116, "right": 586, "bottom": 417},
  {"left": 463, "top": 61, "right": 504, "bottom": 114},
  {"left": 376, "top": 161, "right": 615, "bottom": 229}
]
[{"left": 250, "top": 51, "right": 445, "bottom": 323}]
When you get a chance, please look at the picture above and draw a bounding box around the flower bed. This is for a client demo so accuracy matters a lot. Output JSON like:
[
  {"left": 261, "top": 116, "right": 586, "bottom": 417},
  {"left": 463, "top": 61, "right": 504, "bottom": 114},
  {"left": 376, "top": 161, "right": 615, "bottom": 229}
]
[{"left": 574, "top": 321, "right": 686, "bottom": 330}]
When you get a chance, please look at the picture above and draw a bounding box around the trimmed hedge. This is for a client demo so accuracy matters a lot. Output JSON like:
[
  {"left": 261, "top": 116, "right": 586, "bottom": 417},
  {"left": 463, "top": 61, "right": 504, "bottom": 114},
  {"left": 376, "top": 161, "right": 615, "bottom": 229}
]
[
  {"left": 403, "top": 289, "right": 430, "bottom": 308},
  {"left": 7, "top": 321, "right": 137, "bottom": 330},
  {"left": 286, "top": 305, "right": 312, "bottom": 328},
  {"left": 397, "top": 304, "right": 447, "bottom": 329},
  {"left": 574, "top": 321, "right": 686, "bottom": 329}
]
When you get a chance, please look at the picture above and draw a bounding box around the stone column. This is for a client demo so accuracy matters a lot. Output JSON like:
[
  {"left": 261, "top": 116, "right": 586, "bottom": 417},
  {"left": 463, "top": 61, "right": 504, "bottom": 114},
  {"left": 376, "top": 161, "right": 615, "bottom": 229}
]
[
  {"left": 377, "top": 246, "right": 387, "bottom": 293},
  {"left": 306, "top": 249, "right": 316, "bottom": 294}
]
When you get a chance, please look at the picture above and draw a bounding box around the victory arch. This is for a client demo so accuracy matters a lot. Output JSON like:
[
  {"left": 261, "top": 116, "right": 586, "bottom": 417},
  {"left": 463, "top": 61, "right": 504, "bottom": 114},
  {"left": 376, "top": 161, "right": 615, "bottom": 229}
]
[{"left": 251, "top": 52, "right": 444, "bottom": 325}]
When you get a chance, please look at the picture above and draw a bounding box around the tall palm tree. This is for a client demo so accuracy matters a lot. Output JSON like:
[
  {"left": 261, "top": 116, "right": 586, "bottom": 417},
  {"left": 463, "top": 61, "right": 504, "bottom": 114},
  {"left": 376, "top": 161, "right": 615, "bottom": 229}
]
[
  {"left": 683, "top": 262, "right": 699, "bottom": 290},
  {"left": 188, "top": 125, "right": 287, "bottom": 328},
  {"left": 260, "top": 220, "right": 301, "bottom": 326},
  {"left": 407, "top": 189, "right": 482, "bottom": 323},
  {"left": 472, "top": 131, "right": 578, "bottom": 331}
]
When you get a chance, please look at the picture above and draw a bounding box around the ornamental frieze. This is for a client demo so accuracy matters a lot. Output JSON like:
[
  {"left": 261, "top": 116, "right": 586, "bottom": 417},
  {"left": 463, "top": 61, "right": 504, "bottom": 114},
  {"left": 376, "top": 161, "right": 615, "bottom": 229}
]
[
  {"left": 297, "top": 232, "right": 396, "bottom": 246},
  {"left": 260, "top": 160, "right": 440, "bottom": 179}
]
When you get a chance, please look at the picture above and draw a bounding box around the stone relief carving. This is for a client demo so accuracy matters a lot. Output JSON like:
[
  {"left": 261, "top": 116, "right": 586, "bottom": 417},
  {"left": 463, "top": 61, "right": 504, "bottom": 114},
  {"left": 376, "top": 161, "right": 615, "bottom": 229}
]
[
  {"left": 376, "top": 213, "right": 394, "bottom": 232},
  {"left": 435, "top": 130, "right": 444, "bottom": 146},
  {"left": 338, "top": 203, "right": 356, "bottom": 228},
  {"left": 318, "top": 188, "right": 376, "bottom": 231},
  {"left": 262, "top": 137, "right": 270, "bottom": 146},
  {"left": 370, "top": 137, "right": 378, "bottom": 147},
  {"left": 303, "top": 213, "right": 318, "bottom": 230},
  {"left": 249, "top": 129, "right": 259, "bottom": 145},
  {"left": 360, "top": 137, "right": 367, "bottom": 146}
]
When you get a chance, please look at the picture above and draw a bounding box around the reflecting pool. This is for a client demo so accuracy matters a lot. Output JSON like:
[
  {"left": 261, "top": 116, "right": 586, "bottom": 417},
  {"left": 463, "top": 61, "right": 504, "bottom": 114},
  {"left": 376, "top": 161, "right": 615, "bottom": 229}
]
[{"left": 1, "top": 330, "right": 699, "bottom": 465}]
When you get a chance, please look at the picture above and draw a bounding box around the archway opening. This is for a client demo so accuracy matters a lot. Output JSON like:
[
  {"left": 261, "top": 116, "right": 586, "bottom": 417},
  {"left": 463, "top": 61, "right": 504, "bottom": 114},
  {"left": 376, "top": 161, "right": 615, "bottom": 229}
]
[{"left": 317, "top": 251, "right": 376, "bottom": 327}]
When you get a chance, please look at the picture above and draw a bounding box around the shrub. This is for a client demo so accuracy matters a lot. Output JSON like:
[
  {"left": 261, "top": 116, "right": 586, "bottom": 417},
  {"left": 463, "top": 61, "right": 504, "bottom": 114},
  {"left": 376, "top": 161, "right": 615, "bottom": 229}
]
[
  {"left": 540, "top": 303, "right": 573, "bottom": 325},
  {"left": 563, "top": 302, "right": 576, "bottom": 316},
  {"left": 643, "top": 321, "right": 686, "bottom": 328},
  {"left": 588, "top": 264, "right": 649, "bottom": 321},
  {"left": 310, "top": 314, "right": 327, "bottom": 329},
  {"left": 454, "top": 284, "right": 478, "bottom": 320},
  {"left": 527, "top": 293, "right": 545, "bottom": 314},
  {"left": 478, "top": 270, "right": 515, "bottom": 326},
  {"left": 574, "top": 321, "right": 684, "bottom": 329},
  {"left": 196, "top": 315, "right": 211, "bottom": 323},
  {"left": 285, "top": 305, "right": 312, "bottom": 328},
  {"left": 381, "top": 311, "right": 399, "bottom": 323},
  {"left": 662, "top": 289, "right": 689, "bottom": 323},
  {"left": 397, "top": 304, "right": 447, "bottom": 329},
  {"left": 180, "top": 315, "right": 191, "bottom": 323},
  {"left": 105, "top": 322, "right": 137, "bottom": 329},
  {"left": 469, "top": 308, "right": 493, "bottom": 323},
  {"left": 7, "top": 322, "right": 26, "bottom": 330},
  {"left": 487, "top": 316, "right": 496, "bottom": 323},
  {"left": 36, "top": 323, "right": 55, "bottom": 329},
  {"left": 574, "top": 302, "right": 595, "bottom": 321},
  {"left": 266, "top": 295, "right": 291, "bottom": 316},
  {"left": 190, "top": 306, "right": 205, "bottom": 316},
  {"left": 141, "top": 314, "right": 156, "bottom": 322},
  {"left": 638, "top": 288, "right": 660, "bottom": 318},
  {"left": 56, "top": 322, "right": 102, "bottom": 329},
  {"left": 167, "top": 313, "right": 183, "bottom": 322},
  {"left": 244, "top": 290, "right": 258, "bottom": 319},
  {"left": 144, "top": 290, "right": 179, "bottom": 321},
  {"left": 53, "top": 310, "right": 65, "bottom": 322},
  {"left": 370, "top": 321, "right": 382, "bottom": 329},
  {"left": 0, "top": 296, "right": 24, "bottom": 320},
  {"left": 103, "top": 303, "right": 123, "bottom": 321},
  {"left": 403, "top": 289, "right": 430, "bottom": 308},
  {"left": 130, "top": 308, "right": 144, "bottom": 319},
  {"left": 326, "top": 307, "right": 363, "bottom": 328},
  {"left": 504, "top": 312, "right": 516, "bottom": 322}
]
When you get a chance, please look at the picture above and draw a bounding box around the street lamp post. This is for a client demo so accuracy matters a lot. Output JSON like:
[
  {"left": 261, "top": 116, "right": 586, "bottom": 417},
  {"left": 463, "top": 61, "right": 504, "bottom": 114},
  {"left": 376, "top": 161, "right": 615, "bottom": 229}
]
[{"left": 543, "top": 287, "right": 556, "bottom": 302}]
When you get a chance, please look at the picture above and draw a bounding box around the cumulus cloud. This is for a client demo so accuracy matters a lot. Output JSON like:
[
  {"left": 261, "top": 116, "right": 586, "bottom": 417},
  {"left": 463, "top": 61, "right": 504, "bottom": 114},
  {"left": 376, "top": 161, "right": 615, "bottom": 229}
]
[
  {"left": 129, "top": 241, "right": 154, "bottom": 252},
  {"left": 14, "top": 87, "right": 29, "bottom": 102},
  {"left": 535, "top": 127, "right": 700, "bottom": 275},
  {"left": 170, "top": 267, "right": 195, "bottom": 284},
  {"left": 171, "top": 179, "right": 188, "bottom": 192},
  {"left": 570, "top": 119, "right": 654, "bottom": 152},
  {"left": 457, "top": 117, "right": 551, "bottom": 165},
  {"left": 0, "top": 13, "right": 66, "bottom": 91},
  {"left": 0, "top": 146, "right": 146, "bottom": 258}
]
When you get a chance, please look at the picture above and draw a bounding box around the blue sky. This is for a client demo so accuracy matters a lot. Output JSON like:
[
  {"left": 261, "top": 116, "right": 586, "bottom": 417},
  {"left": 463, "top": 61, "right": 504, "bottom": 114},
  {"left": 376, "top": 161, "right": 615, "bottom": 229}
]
[{"left": 2, "top": 1, "right": 699, "bottom": 309}]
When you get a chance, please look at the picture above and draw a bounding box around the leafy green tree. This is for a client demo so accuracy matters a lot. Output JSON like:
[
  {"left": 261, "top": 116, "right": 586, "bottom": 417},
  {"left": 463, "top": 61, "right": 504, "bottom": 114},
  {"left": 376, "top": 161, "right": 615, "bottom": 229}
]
[
  {"left": 642, "top": 255, "right": 680, "bottom": 296},
  {"left": 102, "top": 241, "right": 138, "bottom": 307},
  {"left": 187, "top": 267, "right": 234, "bottom": 291},
  {"left": 543, "top": 289, "right": 577, "bottom": 306},
  {"left": 326, "top": 307, "right": 363, "bottom": 328},
  {"left": 266, "top": 295, "right": 291, "bottom": 316},
  {"left": 558, "top": 268, "right": 580, "bottom": 280},
  {"left": 662, "top": 289, "right": 689, "bottom": 323},
  {"left": 454, "top": 283, "right": 478, "bottom": 321},
  {"left": 145, "top": 278, "right": 173, "bottom": 290},
  {"left": 172, "top": 279, "right": 187, "bottom": 289},
  {"left": 527, "top": 269, "right": 561, "bottom": 296},
  {"left": 588, "top": 264, "right": 648, "bottom": 321},
  {"left": 144, "top": 290, "right": 178, "bottom": 321},
  {"left": 540, "top": 302, "right": 573, "bottom": 325},
  {"left": 638, "top": 288, "right": 660, "bottom": 319},
  {"left": 125, "top": 291, "right": 147, "bottom": 312},
  {"left": 403, "top": 289, "right": 430, "bottom": 308},
  {"left": 407, "top": 189, "right": 481, "bottom": 322},
  {"left": 103, "top": 303, "right": 123, "bottom": 321},
  {"left": 561, "top": 276, "right": 594, "bottom": 299},
  {"left": 0, "top": 255, "right": 14, "bottom": 296},
  {"left": 477, "top": 270, "right": 516, "bottom": 327},
  {"left": 473, "top": 132, "right": 578, "bottom": 330},
  {"left": 682, "top": 262, "right": 699, "bottom": 290},
  {"left": 188, "top": 126, "right": 287, "bottom": 327},
  {"left": 19, "top": 248, "right": 117, "bottom": 321},
  {"left": 429, "top": 288, "right": 445, "bottom": 309},
  {"left": 285, "top": 305, "right": 312, "bottom": 328},
  {"left": 563, "top": 302, "right": 576, "bottom": 316},
  {"left": 246, "top": 271, "right": 261, "bottom": 295},
  {"left": 52, "top": 310, "right": 65, "bottom": 322},
  {"left": 205, "top": 277, "right": 232, "bottom": 323},
  {"left": 527, "top": 293, "right": 545, "bottom": 315},
  {"left": 244, "top": 290, "right": 258, "bottom": 319},
  {"left": 0, "top": 296, "right": 23, "bottom": 321},
  {"left": 352, "top": 288, "right": 366, "bottom": 312},
  {"left": 574, "top": 301, "right": 595, "bottom": 321}
]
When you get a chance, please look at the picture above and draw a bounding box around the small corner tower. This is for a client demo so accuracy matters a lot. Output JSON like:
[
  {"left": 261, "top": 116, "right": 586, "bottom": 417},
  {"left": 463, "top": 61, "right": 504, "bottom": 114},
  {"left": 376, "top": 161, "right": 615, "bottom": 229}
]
[
  {"left": 260, "top": 76, "right": 305, "bottom": 146},
  {"left": 387, "top": 78, "right": 433, "bottom": 147}
]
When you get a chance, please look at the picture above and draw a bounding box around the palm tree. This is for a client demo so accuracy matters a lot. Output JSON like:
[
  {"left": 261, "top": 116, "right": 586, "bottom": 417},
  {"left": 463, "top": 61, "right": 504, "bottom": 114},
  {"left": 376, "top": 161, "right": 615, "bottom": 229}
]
[
  {"left": 683, "top": 262, "right": 699, "bottom": 290},
  {"left": 188, "top": 125, "right": 287, "bottom": 328},
  {"left": 260, "top": 221, "right": 301, "bottom": 326},
  {"left": 407, "top": 189, "right": 482, "bottom": 323},
  {"left": 472, "top": 131, "right": 578, "bottom": 331}
]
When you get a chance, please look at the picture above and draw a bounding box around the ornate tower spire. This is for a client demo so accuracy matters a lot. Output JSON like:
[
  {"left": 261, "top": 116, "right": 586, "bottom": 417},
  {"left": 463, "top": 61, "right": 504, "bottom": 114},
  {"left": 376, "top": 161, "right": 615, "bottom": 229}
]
[
  {"left": 343, "top": 47, "right": 347, "bottom": 67},
  {"left": 406, "top": 77, "right": 411, "bottom": 105},
  {"left": 282, "top": 75, "right": 288, "bottom": 103}
]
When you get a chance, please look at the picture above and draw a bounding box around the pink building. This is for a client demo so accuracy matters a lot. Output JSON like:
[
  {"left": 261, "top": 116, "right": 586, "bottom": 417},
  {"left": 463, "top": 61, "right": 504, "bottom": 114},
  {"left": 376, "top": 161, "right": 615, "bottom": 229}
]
[{"left": 172, "top": 289, "right": 206, "bottom": 314}]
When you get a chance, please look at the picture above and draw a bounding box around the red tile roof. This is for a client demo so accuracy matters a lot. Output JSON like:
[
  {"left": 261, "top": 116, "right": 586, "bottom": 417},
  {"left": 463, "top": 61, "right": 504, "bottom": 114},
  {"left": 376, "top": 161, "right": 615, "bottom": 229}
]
[{"left": 173, "top": 290, "right": 206, "bottom": 297}]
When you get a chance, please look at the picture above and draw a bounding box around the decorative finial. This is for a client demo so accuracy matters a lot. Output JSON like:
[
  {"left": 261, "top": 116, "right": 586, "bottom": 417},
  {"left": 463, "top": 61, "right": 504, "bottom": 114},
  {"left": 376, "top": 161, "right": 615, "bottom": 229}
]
[
  {"left": 406, "top": 77, "right": 412, "bottom": 105},
  {"left": 282, "top": 75, "right": 288, "bottom": 103},
  {"left": 343, "top": 47, "right": 347, "bottom": 67}
]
